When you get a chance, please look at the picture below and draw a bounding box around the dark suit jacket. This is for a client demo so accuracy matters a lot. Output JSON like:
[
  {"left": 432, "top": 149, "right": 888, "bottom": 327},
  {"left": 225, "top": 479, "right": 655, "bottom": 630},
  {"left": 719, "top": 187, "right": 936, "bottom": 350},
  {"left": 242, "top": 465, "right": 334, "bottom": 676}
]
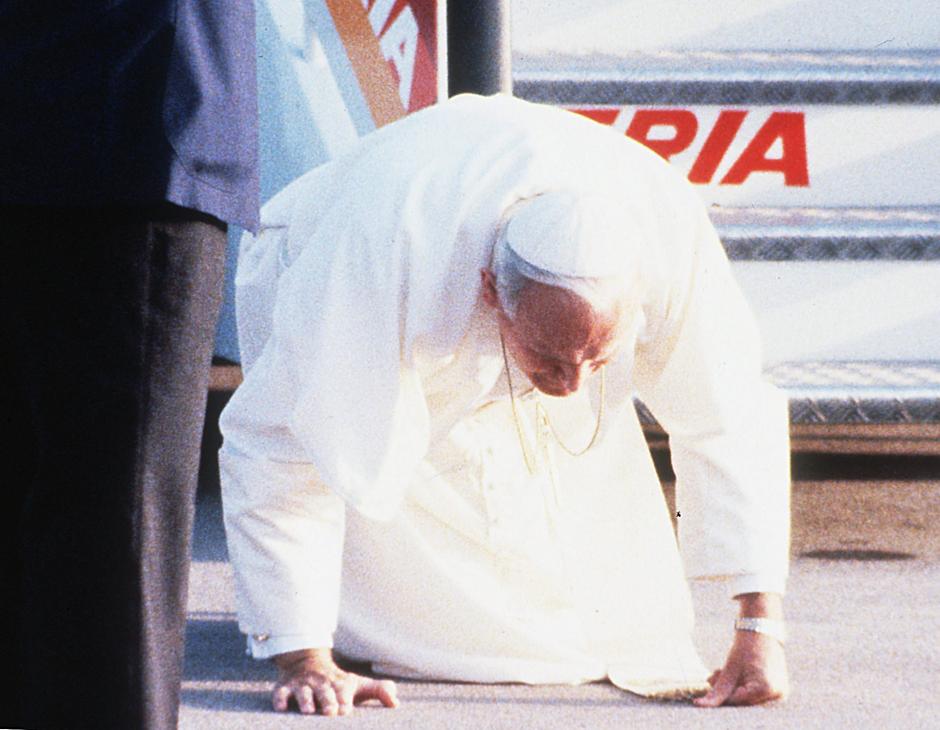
[{"left": 0, "top": 0, "right": 259, "bottom": 232}]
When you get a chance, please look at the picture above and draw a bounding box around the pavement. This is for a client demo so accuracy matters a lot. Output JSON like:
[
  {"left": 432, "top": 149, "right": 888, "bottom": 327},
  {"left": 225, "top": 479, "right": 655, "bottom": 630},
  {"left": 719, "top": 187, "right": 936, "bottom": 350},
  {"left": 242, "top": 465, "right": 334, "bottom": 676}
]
[{"left": 180, "top": 475, "right": 940, "bottom": 730}]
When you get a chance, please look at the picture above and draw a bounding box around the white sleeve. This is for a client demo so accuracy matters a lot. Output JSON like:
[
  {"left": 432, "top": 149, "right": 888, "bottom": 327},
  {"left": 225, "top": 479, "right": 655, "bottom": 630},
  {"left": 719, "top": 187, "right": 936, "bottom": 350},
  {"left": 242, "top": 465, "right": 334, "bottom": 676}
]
[
  {"left": 220, "top": 446, "right": 345, "bottom": 658},
  {"left": 217, "top": 179, "right": 431, "bottom": 657},
  {"left": 633, "top": 206, "right": 791, "bottom": 598},
  {"left": 262, "top": 203, "right": 429, "bottom": 521}
]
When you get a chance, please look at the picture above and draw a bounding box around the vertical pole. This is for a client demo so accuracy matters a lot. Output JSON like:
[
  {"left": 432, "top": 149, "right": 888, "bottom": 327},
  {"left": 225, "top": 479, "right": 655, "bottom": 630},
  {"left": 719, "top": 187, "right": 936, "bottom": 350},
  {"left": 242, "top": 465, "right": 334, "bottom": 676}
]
[{"left": 446, "top": 0, "right": 512, "bottom": 96}]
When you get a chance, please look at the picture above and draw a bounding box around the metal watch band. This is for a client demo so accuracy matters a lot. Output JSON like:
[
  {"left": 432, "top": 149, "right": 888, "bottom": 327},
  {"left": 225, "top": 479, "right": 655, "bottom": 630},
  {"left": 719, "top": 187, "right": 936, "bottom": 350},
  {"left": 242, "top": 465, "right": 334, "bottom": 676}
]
[{"left": 734, "top": 617, "right": 787, "bottom": 645}]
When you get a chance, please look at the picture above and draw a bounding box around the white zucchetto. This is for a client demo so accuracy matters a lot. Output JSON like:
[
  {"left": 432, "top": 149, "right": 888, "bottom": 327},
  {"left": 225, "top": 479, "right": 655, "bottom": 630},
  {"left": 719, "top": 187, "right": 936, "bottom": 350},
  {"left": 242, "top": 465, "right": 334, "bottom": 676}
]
[{"left": 503, "top": 190, "right": 639, "bottom": 279}]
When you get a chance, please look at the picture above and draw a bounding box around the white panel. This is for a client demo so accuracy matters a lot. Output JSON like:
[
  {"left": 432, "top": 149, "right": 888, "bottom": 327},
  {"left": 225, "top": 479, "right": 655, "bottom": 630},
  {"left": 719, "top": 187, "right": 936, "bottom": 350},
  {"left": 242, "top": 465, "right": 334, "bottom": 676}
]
[
  {"left": 732, "top": 261, "right": 940, "bottom": 363},
  {"left": 512, "top": 0, "right": 940, "bottom": 53}
]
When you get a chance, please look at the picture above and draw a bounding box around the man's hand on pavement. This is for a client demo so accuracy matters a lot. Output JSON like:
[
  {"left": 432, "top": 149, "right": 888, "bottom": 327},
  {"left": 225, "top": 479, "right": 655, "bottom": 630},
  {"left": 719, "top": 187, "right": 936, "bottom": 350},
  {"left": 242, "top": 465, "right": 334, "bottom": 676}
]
[
  {"left": 272, "top": 648, "right": 399, "bottom": 716},
  {"left": 694, "top": 629, "right": 789, "bottom": 707},
  {"left": 695, "top": 591, "right": 789, "bottom": 707}
]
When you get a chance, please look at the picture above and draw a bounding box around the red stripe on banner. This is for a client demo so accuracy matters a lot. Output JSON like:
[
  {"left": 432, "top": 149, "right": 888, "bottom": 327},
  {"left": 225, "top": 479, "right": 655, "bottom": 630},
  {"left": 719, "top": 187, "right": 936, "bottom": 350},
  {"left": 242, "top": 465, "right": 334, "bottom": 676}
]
[
  {"left": 366, "top": 0, "right": 439, "bottom": 114},
  {"left": 326, "top": 0, "right": 406, "bottom": 127}
]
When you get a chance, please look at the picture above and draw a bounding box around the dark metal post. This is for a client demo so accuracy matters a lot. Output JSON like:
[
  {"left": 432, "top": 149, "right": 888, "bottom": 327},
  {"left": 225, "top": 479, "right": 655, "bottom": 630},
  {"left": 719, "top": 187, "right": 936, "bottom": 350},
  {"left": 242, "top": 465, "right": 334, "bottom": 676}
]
[{"left": 446, "top": 0, "right": 512, "bottom": 96}]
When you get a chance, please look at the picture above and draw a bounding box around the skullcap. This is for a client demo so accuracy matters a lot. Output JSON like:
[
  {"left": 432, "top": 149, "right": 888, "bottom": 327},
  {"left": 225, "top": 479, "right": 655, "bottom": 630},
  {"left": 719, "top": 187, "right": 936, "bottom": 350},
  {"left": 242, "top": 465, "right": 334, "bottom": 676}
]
[{"left": 503, "top": 190, "right": 635, "bottom": 278}]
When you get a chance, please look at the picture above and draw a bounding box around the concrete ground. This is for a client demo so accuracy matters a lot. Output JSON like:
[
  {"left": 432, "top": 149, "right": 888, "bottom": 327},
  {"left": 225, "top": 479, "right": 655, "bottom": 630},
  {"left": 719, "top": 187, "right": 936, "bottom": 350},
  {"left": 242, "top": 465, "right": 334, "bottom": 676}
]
[{"left": 180, "top": 473, "right": 940, "bottom": 730}]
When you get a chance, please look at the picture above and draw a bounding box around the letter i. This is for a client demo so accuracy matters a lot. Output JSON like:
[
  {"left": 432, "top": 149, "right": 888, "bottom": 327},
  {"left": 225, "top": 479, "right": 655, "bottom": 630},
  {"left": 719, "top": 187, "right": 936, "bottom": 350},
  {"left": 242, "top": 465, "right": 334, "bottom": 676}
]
[{"left": 687, "top": 110, "right": 748, "bottom": 184}]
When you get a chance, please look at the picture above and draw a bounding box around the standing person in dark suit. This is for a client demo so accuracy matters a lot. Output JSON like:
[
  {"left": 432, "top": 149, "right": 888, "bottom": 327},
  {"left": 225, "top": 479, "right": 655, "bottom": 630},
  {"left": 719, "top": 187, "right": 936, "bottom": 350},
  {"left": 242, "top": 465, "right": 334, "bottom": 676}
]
[{"left": 0, "top": 2, "right": 258, "bottom": 728}]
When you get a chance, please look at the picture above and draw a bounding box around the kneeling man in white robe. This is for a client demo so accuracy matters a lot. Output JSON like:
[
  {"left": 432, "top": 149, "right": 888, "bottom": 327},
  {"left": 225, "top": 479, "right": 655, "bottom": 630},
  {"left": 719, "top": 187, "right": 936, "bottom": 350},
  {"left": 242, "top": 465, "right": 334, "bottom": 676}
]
[{"left": 219, "top": 94, "right": 791, "bottom": 716}]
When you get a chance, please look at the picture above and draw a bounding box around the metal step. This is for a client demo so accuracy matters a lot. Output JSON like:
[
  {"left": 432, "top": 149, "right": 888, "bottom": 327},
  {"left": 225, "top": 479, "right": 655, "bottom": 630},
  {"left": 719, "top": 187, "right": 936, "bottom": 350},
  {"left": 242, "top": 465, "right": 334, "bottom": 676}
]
[
  {"left": 638, "top": 361, "right": 940, "bottom": 453},
  {"left": 768, "top": 361, "right": 940, "bottom": 424},
  {"left": 514, "top": 49, "right": 940, "bottom": 105},
  {"left": 711, "top": 206, "right": 940, "bottom": 261}
]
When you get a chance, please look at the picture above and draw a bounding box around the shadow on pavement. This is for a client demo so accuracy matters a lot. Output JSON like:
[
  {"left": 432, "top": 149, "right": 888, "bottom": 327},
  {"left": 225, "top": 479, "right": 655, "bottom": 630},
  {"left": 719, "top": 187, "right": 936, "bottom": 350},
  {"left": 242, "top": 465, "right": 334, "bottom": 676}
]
[
  {"left": 181, "top": 687, "right": 271, "bottom": 714},
  {"left": 190, "top": 489, "right": 229, "bottom": 563},
  {"left": 184, "top": 617, "right": 272, "bottom": 683}
]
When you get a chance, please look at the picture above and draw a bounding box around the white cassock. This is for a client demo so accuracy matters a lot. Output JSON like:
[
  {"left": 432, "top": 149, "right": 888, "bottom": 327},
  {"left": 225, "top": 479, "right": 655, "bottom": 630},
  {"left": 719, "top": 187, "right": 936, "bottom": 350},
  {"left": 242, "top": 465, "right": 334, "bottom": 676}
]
[{"left": 219, "top": 94, "right": 791, "bottom": 697}]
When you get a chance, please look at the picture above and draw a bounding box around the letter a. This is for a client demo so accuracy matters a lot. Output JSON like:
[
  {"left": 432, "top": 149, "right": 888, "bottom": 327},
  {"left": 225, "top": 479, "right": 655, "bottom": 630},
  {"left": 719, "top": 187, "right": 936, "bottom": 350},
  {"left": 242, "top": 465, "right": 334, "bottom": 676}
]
[{"left": 721, "top": 112, "right": 809, "bottom": 186}]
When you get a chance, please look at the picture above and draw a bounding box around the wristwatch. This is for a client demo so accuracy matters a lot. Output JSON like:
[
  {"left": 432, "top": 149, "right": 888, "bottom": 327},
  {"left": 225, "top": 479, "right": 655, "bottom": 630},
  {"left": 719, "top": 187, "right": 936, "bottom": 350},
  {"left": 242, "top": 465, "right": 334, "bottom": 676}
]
[{"left": 734, "top": 617, "right": 787, "bottom": 645}]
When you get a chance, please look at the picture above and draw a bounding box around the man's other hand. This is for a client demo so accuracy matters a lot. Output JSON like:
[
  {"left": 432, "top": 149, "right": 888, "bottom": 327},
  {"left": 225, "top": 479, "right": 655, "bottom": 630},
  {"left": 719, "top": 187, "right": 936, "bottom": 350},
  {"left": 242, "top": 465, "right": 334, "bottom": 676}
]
[
  {"left": 272, "top": 648, "right": 399, "bottom": 716},
  {"left": 693, "top": 629, "right": 789, "bottom": 707}
]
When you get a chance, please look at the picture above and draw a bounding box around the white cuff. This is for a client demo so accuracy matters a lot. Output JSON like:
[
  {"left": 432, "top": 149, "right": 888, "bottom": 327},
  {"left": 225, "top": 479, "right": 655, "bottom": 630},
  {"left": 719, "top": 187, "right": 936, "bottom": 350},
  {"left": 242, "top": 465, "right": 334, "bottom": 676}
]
[
  {"left": 728, "top": 572, "right": 787, "bottom": 598},
  {"left": 246, "top": 632, "right": 335, "bottom": 660}
]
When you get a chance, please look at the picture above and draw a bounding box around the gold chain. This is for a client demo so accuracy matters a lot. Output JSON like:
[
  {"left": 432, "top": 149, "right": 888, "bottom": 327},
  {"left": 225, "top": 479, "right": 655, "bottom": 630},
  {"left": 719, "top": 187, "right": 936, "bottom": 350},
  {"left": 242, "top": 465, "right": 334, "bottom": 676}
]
[{"left": 500, "top": 333, "right": 605, "bottom": 475}]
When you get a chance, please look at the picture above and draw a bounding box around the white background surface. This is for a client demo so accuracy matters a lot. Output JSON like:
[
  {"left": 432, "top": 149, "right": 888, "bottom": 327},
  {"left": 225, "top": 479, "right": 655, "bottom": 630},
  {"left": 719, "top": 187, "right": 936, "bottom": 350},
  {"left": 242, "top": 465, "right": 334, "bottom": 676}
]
[{"left": 512, "top": 0, "right": 940, "bottom": 53}]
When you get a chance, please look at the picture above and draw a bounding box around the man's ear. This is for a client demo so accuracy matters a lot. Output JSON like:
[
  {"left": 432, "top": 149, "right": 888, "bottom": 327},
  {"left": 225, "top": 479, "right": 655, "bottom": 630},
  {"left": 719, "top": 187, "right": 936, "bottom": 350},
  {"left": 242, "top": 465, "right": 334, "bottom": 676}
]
[{"left": 480, "top": 269, "right": 499, "bottom": 309}]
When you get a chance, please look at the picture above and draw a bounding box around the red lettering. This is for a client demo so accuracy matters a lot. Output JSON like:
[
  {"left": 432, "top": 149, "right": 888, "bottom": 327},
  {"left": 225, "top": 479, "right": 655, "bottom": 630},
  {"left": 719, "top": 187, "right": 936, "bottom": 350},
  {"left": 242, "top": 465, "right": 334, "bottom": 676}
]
[
  {"left": 625, "top": 110, "right": 698, "bottom": 161},
  {"left": 687, "top": 110, "right": 748, "bottom": 184},
  {"left": 368, "top": 0, "right": 436, "bottom": 113},
  {"left": 571, "top": 108, "right": 621, "bottom": 126},
  {"left": 721, "top": 111, "right": 809, "bottom": 186}
]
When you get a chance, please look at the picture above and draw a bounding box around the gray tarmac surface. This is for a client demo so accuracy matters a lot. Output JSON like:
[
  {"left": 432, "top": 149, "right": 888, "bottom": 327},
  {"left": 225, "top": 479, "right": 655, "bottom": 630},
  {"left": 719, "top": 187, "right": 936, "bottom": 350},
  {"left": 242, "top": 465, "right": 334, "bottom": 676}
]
[{"left": 180, "top": 478, "right": 940, "bottom": 730}]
